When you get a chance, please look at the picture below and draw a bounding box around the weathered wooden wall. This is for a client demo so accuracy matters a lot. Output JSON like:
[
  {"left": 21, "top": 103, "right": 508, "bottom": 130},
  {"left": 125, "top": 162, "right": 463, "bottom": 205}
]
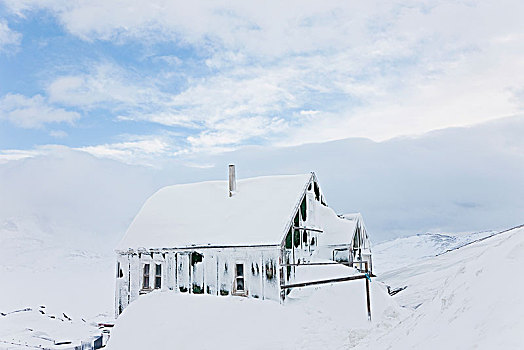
[{"left": 115, "top": 247, "right": 281, "bottom": 317}]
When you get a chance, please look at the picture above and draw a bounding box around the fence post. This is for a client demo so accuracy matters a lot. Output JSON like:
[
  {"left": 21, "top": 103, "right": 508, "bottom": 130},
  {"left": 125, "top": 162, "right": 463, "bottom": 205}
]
[{"left": 365, "top": 261, "right": 371, "bottom": 321}]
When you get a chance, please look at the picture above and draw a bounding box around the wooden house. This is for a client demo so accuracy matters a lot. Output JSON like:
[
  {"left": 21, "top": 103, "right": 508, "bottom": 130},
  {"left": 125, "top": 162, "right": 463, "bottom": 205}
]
[{"left": 114, "top": 165, "right": 372, "bottom": 317}]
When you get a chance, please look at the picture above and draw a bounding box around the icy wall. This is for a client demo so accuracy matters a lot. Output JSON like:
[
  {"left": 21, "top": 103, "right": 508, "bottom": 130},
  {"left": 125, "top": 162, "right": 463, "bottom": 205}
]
[{"left": 116, "top": 247, "right": 280, "bottom": 317}]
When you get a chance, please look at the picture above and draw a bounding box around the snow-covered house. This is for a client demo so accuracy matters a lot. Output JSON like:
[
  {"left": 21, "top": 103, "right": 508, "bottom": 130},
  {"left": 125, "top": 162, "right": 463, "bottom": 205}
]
[{"left": 114, "top": 166, "right": 372, "bottom": 317}]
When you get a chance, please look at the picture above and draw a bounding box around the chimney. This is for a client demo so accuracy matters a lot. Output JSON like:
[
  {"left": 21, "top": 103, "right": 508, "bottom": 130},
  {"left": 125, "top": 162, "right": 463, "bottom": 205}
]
[{"left": 228, "top": 164, "right": 236, "bottom": 197}]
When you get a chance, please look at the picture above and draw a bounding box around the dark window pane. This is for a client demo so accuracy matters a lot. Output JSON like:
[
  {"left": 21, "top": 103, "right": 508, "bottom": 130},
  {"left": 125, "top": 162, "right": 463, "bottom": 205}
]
[
  {"left": 190, "top": 252, "right": 203, "bottom": 265},
  {"left": 236, "top": 278, "right": 244, "bottom": 291},
  {"left": 294, "top": 229, "right": 300, "bottom": 248},
  {"left": 300, "top": 197, "right": 307, "bottom": 221},
  {"left": 143, "top": 264, "right": 150, "bottom": 289},
  {"left": 236, "top": 264, "right": 244, "bottom": 277},
  {"left": 285, "top": 228, "right": 292, "bottom": 249},
  {"left": 156, "top": 264, "right": 162, "bottom": 276},
  {"left": 155, "top": 276, "right": 161, "bottom": 289}
]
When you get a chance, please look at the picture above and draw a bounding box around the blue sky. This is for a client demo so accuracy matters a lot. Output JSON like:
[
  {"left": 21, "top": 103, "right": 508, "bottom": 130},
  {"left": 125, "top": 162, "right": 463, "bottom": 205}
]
[{"left": 0, "top": 0, "right": 523, "bottom": 164}]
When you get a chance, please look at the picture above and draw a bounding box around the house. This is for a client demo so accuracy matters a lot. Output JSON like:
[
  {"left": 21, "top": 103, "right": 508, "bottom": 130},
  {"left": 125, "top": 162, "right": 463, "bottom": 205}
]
[{"left": 114, "top": 166, "right": 372, "bottom": 317}]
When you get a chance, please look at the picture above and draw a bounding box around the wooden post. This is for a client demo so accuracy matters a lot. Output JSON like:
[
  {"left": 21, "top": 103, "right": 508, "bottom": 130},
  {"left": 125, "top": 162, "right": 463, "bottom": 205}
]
[
  {"left": 365, "top": 275, "right": 371, "bottom": 321},
  {"left": 364, "top": 261, "right": 371, "bottom": 321},
  {"left": 216, "top": 256, "right": 219, "bottom": 296}
]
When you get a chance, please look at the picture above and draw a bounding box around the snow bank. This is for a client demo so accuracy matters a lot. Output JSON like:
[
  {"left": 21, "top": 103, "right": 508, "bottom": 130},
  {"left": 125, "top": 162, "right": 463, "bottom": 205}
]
[
  {"left": 373, "top": 230, "right": 497, "bottom": 274},
  {"left": 118, "top": 174, "right": 312, "bottom": 249},
  {"left": 106, "top": 279, "right": 398, "bottom": 350},
  {"left": 0, "top": 217, "right": 113, "bottom": 349},
  {"left": 361, "top": 225, "right": 524, "bottom": 349},
  {"left": 0, "top": 218, "right": 114, "bottom": 318},
  {"left": 0, "top": 305, "right": 100, "bottom": 349}
]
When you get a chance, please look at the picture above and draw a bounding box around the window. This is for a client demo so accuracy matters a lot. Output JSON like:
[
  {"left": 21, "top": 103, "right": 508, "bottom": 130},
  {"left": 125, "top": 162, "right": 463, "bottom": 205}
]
[
  {"left": 302, "top": 230, "right": 308, "bottom": 247},
  {"left": 155, "top": 264, "right": 162, "bottom": 289},
  {"left": 314, "top": 182, "right": 320, "bottom": 201},
  {"left": 142, "top": 264, "right": 150, "bottom": 289},
  {"left": 285, "top": 227, "right": 292, "bottom": 249},
  {"left": 353, "top": 225, "right": 361, "bottom": 249},
  {"left": 294, "top": 228, "right": 300, "bottom": 248},
  {"left": 190, "top": 251, "right": 203, "bottom": 266},
  {"left": 235, "top": 263, "right": 245, "bottom": 292},
  {"left": 116, "top": 262, "right": 123, "bottom": 278},
  {"left": 300, "top": 197, "right": 307, "bottom": 221}
]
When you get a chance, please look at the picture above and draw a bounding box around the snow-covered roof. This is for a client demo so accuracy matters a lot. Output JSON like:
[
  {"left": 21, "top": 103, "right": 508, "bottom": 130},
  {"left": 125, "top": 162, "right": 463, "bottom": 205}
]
[{"left": 117, "top": 173, "right": 313, "bottom": 250}]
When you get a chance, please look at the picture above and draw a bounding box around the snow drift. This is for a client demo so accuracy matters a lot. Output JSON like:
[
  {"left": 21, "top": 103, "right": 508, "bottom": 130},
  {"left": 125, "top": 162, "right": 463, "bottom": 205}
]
[
  {"left": 106, "top": 225, "right": 524, "bottom": 349},
  {"left": 362, "top": 225, "right": 524, "bottom": 348},
  {"left": 106, "top": 281, "right": 398, "bottom": 350}
]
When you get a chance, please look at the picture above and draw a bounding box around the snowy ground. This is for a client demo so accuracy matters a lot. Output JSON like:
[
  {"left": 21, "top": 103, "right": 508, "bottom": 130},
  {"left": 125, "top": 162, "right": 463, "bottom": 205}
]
[
  {"left": 106, "top": 279, "right": 402, "bottom": 350},
  {"left": 2, "top": 222, "right": 523, "bottom": 349},
  {"left": 0, "top": 217, "right": 115, "bottom": 348},
  {"left": 372, "top": 230, "right": 497, "bottom": 274},
  {"left": 105, "top": 226, "right": 524, "bottom": 350},
  {"left": 362, "top": 225, "right": 524, "bottom": 349}
]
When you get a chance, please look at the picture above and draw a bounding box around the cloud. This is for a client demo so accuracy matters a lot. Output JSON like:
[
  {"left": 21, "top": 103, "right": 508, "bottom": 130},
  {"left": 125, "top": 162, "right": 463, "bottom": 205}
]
[
  {"left": 0, "top": 116, "right": 522, "bottom": 242},
  {"left": 46, "top": 62, "right": 296, "bottom": 152},
  {"left": 0, "top": 94, "right": 80, "bottom": 128},
  {"left": 49, "top": 130, "right": 68, "bottom": 138},
  {"left": 0, "top": 149, "right": 41, "bottom": 163},
  {"left": 5, "top": 1, "right": 523, "bottom": 57},
  {"left": 46, "top": 63, "right": 170, "bottom": 111},
  {"left": 77, "top": 135, "right": 173, "bottom": 166},
  {"left": 0, "top": 19, "right": 21, "bottom": 52},
  {"left": 4, "top": 0, "right": 524, "bottom": 152}
]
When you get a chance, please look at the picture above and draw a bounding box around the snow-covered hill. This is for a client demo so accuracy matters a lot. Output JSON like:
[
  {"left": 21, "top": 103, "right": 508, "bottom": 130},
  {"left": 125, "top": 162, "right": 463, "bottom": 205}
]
[
  {"left": 372, "top": 230, "right": 497, "bottom": 274},
  {"left": 0, "top": 218, "right": 114, "bottom": 348},
  {"left": 362, "top": 224, "right": 524, "bottom": 349}
]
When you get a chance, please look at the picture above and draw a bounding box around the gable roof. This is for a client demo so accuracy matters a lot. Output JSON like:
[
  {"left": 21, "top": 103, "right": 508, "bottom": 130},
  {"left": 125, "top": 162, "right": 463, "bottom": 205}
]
[{"left": 116, "top": 173, "right": 313, "bottom": 251}]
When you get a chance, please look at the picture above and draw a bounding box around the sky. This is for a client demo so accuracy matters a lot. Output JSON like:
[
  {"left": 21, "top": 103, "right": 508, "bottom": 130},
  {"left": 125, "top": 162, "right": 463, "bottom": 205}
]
[
  {"left": 0, "top": 0, "right": 523, "bottom": 164},
  {"left": 0, "top": 1, "right": 523, "bottom": 243}
]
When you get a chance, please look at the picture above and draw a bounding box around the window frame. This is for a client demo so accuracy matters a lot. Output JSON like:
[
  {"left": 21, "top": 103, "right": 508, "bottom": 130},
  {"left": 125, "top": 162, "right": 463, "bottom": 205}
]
[
  {"left": 154, "top": 263, "right": 162, "bottom": 289},
  {"left": 234, "top": 262, "right": 246, "bottom": 295},
  {"left": 142, "top": 263, "right": 151, "bottom": 290}
]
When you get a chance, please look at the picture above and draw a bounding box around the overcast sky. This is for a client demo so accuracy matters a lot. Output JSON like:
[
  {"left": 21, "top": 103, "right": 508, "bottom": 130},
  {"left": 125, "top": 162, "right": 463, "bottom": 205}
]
[
  {"left": 1, "top": 116, "right": 522, "bottom": 243},
  {"left": 1, "top": 0, "right": 523, "bottom": 162}
]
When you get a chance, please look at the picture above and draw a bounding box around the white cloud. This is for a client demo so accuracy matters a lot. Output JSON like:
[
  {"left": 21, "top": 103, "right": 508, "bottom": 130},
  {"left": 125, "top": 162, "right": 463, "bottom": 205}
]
[
  {"left": 78, "top": 135, "right": 173, "bottom": 166},
  {"left": 5, "top": 116, "right": 520, "bottom": 242},
  {"left": 46, "top": 63, "right": 170, "bottom": 111},
  {"left": 5, "top": 1, "right": 522, "bottom": 57},
  {"left": 0, "top": 19, "right": 21, "bottom": 52},
  {"left": 49, "top": 130, "right": 68, "bottom": 138},
  {"left": 6, "top": 0, "right": 523, "bottom": 151},
  {"left": 46, "top": 63, "right": 296, "bottom": 151},
  {"left": 0, "top": 94, "right": 80, "bottom": 128},
  {"left": 0, "top": 149, "right": 40, "bottom": 163}
]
